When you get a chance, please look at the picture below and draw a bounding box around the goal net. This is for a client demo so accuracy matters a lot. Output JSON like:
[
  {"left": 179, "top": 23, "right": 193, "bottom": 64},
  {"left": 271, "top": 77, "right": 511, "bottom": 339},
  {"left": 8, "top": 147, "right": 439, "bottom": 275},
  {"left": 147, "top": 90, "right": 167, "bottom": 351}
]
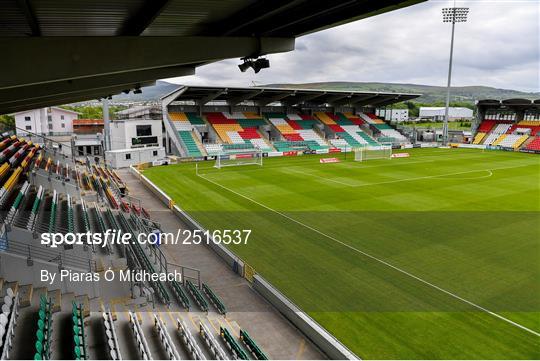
[
  {"left": 354, "top": 146, "right": 392, "bottom": 161},
  {"left": 214, "top": 150, "right": 263, "bottom": 169}
]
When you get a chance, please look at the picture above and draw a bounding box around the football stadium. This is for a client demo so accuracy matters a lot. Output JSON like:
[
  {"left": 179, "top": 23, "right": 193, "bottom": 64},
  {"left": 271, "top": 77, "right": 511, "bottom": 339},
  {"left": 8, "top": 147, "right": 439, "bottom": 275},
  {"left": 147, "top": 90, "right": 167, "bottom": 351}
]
[{"left": 0, "top": 0, "right": 538, "bottom": 360}]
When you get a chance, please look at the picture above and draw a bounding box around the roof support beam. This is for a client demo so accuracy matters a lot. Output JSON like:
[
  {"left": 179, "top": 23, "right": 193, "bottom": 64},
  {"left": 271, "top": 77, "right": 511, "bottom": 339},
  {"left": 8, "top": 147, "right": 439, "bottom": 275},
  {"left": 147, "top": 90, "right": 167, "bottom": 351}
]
[
  {"left": 283, "top": 92, "right": 325, "bottom": 106},
  {"left": 197, "top": 89, "right": 228, "bottom": 106},
  {"left": 220, "top": 0, "right": 423, "bottom": 37},
  {"left": 117, "top": 0, "right": 172, "bottom": 35},
  {"left": 203, "top": 0, "right": 297, "bottom": 36},
  {"left": 4, "top": 84, "right": 147, "bottom": 114},
  {"left": 333, "top": 94, "right": 377, "bottom": 106},
  {"left": 0, "top": 66, "right": 194, "bottom": 114},
  {"left": 326, "top": 93, "right": 354, "bottom": 105},
  {"left": 227, "top": 90, "right": 265, "bottom": 106},
  {"left": 16, "top": 0, "right": 40, "bottom": 36},
  {"left": 256, "top": 92, "right": 294, "bottom": 106},
  {"left": 369, "top": 95, "right": 401, "bottom": 107},
  {"left": 0, "top": 36, "right": 295, "bottom": 92}
]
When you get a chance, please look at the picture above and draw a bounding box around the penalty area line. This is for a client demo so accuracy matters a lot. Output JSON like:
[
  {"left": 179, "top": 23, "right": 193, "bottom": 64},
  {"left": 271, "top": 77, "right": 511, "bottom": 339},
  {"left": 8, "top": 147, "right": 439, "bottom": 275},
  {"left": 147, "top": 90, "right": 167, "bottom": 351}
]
[{"left": 196, "top": 171, "right": 540, "bottom": 338}]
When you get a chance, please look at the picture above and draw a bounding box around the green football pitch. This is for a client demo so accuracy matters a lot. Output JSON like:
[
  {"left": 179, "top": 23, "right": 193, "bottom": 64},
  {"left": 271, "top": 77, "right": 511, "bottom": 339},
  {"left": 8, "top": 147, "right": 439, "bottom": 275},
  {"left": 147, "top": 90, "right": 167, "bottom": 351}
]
[{"left": 144, "top": 148, "right": 540, "bottom": 359}]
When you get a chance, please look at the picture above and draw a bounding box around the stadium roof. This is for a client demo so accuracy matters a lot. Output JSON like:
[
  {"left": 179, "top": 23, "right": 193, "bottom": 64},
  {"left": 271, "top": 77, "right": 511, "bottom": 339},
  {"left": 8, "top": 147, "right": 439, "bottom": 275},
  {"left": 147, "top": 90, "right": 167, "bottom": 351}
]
[
  {"left": 477, "top": 99, "right": 540, "bottom": 110},
  {"left": 164, "top": 85, "right": 421, "bottom": 107},
  {"left": 0, "top": 0, "right": 425, "bottom": 115}
]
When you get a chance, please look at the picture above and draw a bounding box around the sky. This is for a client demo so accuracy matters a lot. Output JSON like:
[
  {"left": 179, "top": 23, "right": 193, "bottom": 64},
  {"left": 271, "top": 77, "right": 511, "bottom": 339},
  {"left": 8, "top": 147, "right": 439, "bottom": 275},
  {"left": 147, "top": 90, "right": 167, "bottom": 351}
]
[{"left": 165, "top": 0, "right": 539, "bottom": 93}]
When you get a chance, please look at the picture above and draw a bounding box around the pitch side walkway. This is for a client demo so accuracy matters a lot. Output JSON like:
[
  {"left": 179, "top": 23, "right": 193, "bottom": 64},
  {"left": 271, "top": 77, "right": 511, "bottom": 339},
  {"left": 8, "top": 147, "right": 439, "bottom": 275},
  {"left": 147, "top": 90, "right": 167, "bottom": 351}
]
[{"left": 117, "top": 169, "right": 324, "bottom": 360}]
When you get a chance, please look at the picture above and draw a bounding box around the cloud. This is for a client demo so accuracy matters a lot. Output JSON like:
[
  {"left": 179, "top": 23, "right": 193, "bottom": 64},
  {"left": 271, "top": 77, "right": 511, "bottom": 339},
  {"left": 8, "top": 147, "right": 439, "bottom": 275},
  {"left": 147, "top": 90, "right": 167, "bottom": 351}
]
[{"left": 165, "top": 0, "right": 539, "bottom": 92}]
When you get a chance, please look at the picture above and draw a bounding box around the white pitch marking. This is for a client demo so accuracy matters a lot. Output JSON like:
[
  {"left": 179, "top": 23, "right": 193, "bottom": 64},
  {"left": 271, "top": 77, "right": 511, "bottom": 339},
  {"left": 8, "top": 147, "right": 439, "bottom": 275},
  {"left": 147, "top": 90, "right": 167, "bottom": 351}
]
[
  {"left": 196, "top": 170, "right": 540, "bottom": 337},
  {"left": 287, "top": 167, "right": 355, "bottom": 187},
  {"left": 349, "top": 163, "right": 533, "bottom": 188}
]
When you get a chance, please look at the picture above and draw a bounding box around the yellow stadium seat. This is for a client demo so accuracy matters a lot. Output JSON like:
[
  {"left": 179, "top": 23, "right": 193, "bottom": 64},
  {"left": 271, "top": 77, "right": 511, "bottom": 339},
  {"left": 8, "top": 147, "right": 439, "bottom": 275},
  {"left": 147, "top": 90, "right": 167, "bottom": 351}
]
[
  {"left": 492, "top": 134, "right": 507, "bottom": 146},
  {"left": 169, "top": 112, "right": 189, "bottom": 121},
  {"left": 314, "top": 112, "right": 336, "bottom": 125},
  {"left": 472, "top": 132, "right": 486, "bottom": 144},
  {"left": 243, "top": 112, "right": 261, "bottom": 119},
  {"left": 513, "top": 135, "right": 529, "bottom": 149}
]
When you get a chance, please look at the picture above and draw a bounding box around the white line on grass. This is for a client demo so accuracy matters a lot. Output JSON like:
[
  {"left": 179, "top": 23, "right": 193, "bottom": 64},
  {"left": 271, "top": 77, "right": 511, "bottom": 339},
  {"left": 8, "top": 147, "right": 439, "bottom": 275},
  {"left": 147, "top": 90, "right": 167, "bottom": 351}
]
[
  {"left": 287, "top": 168, "right": 355, "bottom": 187},
  {"left": 196, "top": 171, "right": 540, "bottom": 337},
  {"left": 349, "top": 163, "right": 533, "bottom": 187}
]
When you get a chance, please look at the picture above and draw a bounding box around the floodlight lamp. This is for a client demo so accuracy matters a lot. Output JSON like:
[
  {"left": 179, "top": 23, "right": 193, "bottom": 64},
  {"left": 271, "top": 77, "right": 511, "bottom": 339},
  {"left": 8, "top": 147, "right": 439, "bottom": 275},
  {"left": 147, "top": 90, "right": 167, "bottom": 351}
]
[
  {"left": 238, "top": 56, "right": 270, "bottom": 73},
  {"left": 252, "top": 58, "right": 270, "bottom": 74},
  {"left": 238, "top": 59, "right": 253, "bottom": 72}
]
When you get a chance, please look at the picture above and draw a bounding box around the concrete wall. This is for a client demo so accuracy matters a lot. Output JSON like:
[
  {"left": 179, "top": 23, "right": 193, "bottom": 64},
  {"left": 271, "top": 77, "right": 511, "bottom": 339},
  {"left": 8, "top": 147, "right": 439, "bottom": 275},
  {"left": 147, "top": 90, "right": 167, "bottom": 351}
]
[
  {"left": 106, "top": 146, "right": 166, "bottom": 168},
  {"left": 130, "top": 165, "right": 359, "bottom": 360},
  {"left": 110, "top": 118, "right": 162, "bottom": 150}
]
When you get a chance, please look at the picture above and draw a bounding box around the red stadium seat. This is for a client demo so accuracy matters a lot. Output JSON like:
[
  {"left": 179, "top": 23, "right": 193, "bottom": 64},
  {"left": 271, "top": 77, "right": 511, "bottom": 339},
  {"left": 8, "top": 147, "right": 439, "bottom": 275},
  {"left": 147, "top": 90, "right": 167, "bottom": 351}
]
[
  {"left": 283, "top": 133, "right": 304, "bottom": 141},
  {"left": 329, "top": 124, "right": 345, "bottom": 133},
  {"left": 525, "top": 137, "right": 540, "bottom": 151},
  {"left": 287, "top": 120, "right": 303, "bottom": 130},
  {"left": 238, "top": 129, "right": 261, "bottom": 139}
]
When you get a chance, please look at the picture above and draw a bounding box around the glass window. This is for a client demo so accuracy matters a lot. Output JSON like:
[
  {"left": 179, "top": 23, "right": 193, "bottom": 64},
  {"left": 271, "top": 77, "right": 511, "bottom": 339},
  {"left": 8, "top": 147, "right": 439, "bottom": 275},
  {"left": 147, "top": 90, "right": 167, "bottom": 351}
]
[
  {"left": 136, "top": 125, "right": 152, "bottom": 136},
  {"left": 153, "top": 150, "right": 158, "bottom": 156},
  {"left": 25, "top": 125, "right": 32, "bottom": 130},
  {"left": 125, "top": 153, "right": 131, "bottom": 160},
  {"left": 24, "top": 116, "right": 31, "bottom": 121}
]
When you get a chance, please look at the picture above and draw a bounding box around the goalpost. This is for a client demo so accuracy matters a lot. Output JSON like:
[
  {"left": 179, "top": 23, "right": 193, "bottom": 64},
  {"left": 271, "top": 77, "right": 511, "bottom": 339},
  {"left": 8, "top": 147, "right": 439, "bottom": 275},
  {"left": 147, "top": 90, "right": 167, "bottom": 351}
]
[
  {"left": 214, "top": 149, "right": 263, "bottom": 169},
  {"left": 354, "top": 145, "right": 392, "bottom": 162}
]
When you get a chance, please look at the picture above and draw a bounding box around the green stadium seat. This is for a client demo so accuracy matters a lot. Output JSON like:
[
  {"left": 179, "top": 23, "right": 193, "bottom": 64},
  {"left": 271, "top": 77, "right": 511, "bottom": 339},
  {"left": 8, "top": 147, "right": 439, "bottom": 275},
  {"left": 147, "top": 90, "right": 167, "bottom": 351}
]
[{"left": 178, "top": 131, "right": 202, "bottom": 157}]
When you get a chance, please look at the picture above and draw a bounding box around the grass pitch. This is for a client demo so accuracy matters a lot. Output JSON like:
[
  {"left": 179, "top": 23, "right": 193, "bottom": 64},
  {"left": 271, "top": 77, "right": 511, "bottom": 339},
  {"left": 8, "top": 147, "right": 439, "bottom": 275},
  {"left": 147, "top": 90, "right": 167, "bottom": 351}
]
[{"left": 144, "top": 148, "right": 540, "bottom": 359}]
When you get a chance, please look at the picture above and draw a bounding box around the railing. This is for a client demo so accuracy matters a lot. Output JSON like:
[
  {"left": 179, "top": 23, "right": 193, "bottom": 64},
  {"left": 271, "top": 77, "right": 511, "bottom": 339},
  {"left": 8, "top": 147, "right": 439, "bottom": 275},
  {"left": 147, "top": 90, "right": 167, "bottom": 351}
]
[{"left": 0, "top": 236, "right": 95, "bottom": 272}]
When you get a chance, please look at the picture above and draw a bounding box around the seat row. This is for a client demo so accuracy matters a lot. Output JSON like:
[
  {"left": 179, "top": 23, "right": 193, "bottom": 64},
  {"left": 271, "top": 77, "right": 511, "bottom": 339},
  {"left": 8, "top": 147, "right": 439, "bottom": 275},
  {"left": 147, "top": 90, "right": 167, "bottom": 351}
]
[
  {"left": 102, "top": 311, "right": 122, "bottom": 360},
  {"left": 34, "top": 295, "right": 53, "bottom": 360},
  {"left": 128, "top": 311, "right": 152, "bottom": 360},
  {"left": 154, "top": 314, "right": 181, "bottom": 360},
  {"left": 177, "top": 319, "right": 206, "bottom": 359},
  {"left": 0, "top": 288, "right": 19, "bottom": 360},
  {"left": 72, "top": 302, "right": 88, "bottom": 360}
]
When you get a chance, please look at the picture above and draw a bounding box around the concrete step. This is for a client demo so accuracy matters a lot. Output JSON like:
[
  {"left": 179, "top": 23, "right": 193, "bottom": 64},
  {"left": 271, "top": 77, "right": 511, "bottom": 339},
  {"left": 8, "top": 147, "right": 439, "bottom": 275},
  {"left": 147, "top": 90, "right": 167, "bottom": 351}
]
[
  {"left": 18, "top": 283, "right": 33, "bottom": 307},
  {"left": 31, "top": 286, "right": 47, "bottom": 306},
  {"left": 3, "top": 280, "right": 19, "bottom": 296},
  {"left": 61, "top": 292, "right": 76, "bottom": 310},
  {"left": 75, "top": 294, "right": 90, "bottom": 318},
  {"left": 49, "top": 288, "right": 61, "bottom": 313}
]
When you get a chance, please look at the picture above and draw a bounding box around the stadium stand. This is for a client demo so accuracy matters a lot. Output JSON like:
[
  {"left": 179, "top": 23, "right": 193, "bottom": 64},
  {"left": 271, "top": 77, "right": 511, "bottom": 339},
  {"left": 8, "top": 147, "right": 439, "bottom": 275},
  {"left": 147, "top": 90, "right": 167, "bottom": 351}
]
[
  {"left": 169, "top": 112, "right": 207, "bottom": 157},
  {"left": 472, "top": 100, "right": 540, "bottom": 152},
  {"left": 0, "top": 137, "right": 243, "bottom": 357},
  {"left": 524, "top": 136, "right": 540, "bottom": 151},
  {"left": 206, "top": 112, "right": 274, "bottom": 152},
  {"left": 314, "top": 111, "right": 381, "bottom": 149},
  {"left": 264, "top": 112, "right": 330, "bottom": 151},
  {"left": 497, "top": 134, "right": 529, "bottom": 149},
  {"left": 361, "top": 113, "right": 409, "bottom": 143}
]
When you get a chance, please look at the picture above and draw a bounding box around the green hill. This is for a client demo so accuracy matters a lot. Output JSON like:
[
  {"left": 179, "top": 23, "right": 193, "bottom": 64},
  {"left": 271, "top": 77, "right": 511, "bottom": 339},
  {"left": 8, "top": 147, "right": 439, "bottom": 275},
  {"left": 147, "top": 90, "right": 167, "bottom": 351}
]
[{"left": 264, "top": 82, "right": 539, "bottom": 104}]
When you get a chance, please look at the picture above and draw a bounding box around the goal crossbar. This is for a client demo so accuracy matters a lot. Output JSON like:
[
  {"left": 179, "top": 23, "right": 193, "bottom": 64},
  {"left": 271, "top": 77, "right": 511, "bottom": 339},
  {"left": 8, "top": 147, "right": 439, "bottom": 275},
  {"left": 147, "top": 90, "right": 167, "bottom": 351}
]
[
  {"left": 354, "top": 146, "right": 392, "bottom": 161},
  {"left": 214, "top": 150, "right": 263, "bottom": 169}
]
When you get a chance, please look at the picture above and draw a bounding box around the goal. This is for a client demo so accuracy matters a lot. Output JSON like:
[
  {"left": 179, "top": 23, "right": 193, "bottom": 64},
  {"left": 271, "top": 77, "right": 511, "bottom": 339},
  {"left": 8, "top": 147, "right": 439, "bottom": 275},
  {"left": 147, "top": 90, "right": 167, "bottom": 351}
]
[
  {"left": 214, "top": 150, "right": 263, "bottom": 169},
  {"left": 354, "top": 146, "right": 392, "bottom": 161}
]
